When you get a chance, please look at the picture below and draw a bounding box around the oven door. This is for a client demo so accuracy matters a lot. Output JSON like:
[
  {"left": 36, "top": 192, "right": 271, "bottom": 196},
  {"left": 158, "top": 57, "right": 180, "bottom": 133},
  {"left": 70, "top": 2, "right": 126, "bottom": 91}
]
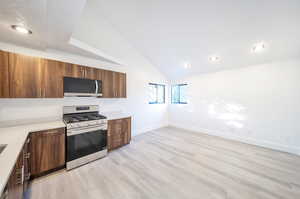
[{"left": 67, "top": 126, "right": 107, "bottom": 162}]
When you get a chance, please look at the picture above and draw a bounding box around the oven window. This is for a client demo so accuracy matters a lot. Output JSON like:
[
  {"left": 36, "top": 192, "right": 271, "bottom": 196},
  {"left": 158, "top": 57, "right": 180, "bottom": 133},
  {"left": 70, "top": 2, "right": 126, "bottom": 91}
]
[{"left": 67, "top": 130, "right": 107, "bottom": 162}]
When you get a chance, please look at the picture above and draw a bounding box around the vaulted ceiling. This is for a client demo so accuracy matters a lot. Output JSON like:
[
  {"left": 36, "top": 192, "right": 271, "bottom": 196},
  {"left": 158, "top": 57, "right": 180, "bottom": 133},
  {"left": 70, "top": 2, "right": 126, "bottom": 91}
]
[{"left": 0, "top": 0, "right": 300, "bottom": 79}]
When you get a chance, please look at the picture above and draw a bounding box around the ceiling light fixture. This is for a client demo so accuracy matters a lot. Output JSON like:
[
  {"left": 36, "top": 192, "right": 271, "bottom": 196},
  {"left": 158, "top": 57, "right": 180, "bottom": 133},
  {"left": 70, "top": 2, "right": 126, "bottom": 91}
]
[
  {"left": 11, "top": 25, "right": 32, "bottom": 35},
  {"left": 208, "top": 56, "right": 220, "bottom": 63},
  {"left": 184, "top": 62, "right": 191, "bottom": 69},
  {"left": 252, "top": 42, "right": 266, "bottom": 53}
]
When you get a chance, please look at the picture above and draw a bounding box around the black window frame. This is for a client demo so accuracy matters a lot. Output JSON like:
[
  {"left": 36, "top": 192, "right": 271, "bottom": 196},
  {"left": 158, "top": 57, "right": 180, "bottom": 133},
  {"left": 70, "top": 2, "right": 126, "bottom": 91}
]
[
  {"left": 148, "top": 83, "right": 166, "bottom": 104},
  {"left": 171, "top": 84, "right": 188, "bottom": 104}
]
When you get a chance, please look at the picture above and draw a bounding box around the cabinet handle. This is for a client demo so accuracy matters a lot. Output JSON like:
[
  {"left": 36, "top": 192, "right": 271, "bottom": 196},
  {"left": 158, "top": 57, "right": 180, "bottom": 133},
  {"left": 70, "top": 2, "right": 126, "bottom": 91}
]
[
  {"left": 15, "top": 169, "right": 22, "bottom": 175},
  {"left": 24, "top": 152, "right": 30, "bottom": 159},
  {"left": 16, "top": 178, "right": 22, "bottom": 185},
  {"left": 25, "top": 173, "right": 31, "bottom": 180}
]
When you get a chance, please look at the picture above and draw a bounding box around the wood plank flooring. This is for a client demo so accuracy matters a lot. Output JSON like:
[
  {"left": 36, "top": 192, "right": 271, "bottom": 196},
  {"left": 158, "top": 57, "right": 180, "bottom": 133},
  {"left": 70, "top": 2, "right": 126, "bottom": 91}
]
[{"left": 28, "top": 127, "right": 300, "bottom": 199}]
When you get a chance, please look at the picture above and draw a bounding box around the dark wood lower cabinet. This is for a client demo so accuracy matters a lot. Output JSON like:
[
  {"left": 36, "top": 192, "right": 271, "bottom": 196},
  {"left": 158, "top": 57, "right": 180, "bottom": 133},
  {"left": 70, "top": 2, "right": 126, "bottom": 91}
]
[
  {"left": 6, "top": 137, "right": 30, "bottom": 199},
  {"left": 108, "top": 117, "right": 131, "bottom": 151},
  {"left": 7, "top": 151, "right": 23, "bottom": 199},
  {"left": 2, "top": 128, "right": 66, "bottom": 199},
  {"left": 30, "top": 128, "right": 65, "bottom": 177}
]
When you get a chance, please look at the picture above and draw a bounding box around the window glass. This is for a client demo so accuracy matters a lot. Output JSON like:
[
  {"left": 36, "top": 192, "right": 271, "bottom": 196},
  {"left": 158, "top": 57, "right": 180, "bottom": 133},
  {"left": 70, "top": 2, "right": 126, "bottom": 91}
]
[
  {"left": 171, "top": 84, "right": 187, "bottom": 104},
  {"left": 149, "top": 83, "right": 165, "bottom": 104}
]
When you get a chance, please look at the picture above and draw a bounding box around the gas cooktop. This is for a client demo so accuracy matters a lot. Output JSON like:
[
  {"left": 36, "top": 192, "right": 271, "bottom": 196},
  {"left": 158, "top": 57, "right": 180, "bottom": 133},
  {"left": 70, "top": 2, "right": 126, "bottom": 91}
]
[{"left": 63, "top": 113, "right": 106, "bottom": 124}]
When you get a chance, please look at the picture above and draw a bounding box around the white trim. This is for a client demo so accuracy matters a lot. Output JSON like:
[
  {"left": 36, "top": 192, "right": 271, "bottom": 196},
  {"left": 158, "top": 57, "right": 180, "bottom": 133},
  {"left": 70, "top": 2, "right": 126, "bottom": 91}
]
[
  {"left": 133, "top": 123, "right": 168, "bottom": 137},
  {"left": 169, "top": 123, "right": 300, "bottom": 156}
]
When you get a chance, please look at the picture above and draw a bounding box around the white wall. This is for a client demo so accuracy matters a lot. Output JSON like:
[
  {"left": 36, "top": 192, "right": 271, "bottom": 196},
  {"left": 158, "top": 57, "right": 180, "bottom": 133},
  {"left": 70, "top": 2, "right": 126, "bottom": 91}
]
[
  {"left": 0, "top": 42, "right": 169, "bottom": 136},
  {"left": 169, "top": 59, "right": 300, "bottom": 155}
]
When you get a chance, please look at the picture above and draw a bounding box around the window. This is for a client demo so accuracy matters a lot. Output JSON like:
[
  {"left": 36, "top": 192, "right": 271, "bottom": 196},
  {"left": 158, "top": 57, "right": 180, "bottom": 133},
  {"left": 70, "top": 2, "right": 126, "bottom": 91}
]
[
  {"left": 149, "top": 83, "right": 165, "bottom": 104},
  {"left": 171, "top": 84, "right": 187, "bottom": 104}
]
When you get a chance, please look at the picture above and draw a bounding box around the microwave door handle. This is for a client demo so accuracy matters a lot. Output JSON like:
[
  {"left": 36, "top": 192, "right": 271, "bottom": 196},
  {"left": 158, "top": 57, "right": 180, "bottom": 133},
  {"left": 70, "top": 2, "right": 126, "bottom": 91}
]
[{"left": 95, "top": 80, "right": 98, "bottom": 94}]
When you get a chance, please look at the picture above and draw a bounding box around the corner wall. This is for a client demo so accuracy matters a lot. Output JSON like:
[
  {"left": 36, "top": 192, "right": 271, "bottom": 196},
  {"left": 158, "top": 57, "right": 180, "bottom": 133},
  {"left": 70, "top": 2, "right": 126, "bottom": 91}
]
[{"left": 169, "top": 59, "right": 300, "bottom": 155}]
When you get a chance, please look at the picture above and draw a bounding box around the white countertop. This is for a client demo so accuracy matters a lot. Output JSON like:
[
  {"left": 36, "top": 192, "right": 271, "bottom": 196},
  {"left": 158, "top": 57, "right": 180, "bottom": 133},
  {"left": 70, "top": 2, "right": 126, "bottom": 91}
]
[
  {"left": 102, "top": 112, "right": 132, "bottom": 120},
  {"left": 0, "top": 120, "right": 65, "bottom": 194}
]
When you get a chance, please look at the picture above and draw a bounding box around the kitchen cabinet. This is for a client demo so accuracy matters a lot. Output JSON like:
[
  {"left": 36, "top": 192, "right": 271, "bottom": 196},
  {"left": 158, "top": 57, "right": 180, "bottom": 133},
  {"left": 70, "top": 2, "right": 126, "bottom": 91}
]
[
  {"left": 85, "top": 66, "right": 98, "bottom": 80},
  {"left": 23, "top": 138, "right": 30, "bottom": 192},
  {"left": 64, "top": 64, "right": 98, "bottom": 80},
  {"left": 101, "top": 71, "right": 127, "bottom": 98},
  {"left": 0, "top": 50, "right": 127, "bottom": 98},
  {"left": 4, "top": 137, "right": 30, "bottom": 199},
  {"left": 63, "top": 63, "right": 85, "bottom": 78},
  {"left": 7, "top": 153, "right": 23, "bottom": 199},
  {"left": 7, "top": 146, "right": 24, "bottom": 199},
  {"left": 8, "top": 53, "right": 44, "bottom": 98},
  {"left": 108, "top": 117, "right": 131, "bottom": 151},
  {"left": 113, "top": 72, "right": 126, "bottom": 98},
  {"left": 0, "top": 50, "right": 9, "bottom": 98},
  {"left": 101, "top": 70, "right": 114, "bottom": 98},
  {"left": 30, "top": 128, "right": 65, "bottom": 177},
  {"left": 43, "top": 59, "right": 64, "bottom": 98}
]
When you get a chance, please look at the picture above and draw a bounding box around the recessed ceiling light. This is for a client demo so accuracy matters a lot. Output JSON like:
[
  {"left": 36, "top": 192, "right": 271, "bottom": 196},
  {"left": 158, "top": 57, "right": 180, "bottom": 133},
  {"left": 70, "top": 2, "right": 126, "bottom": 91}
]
[
  {"left": 208, "top": 56, "right": 220, "bottom": 63},
  {"left": 11, "top": 25, "right": 32, "bottom": 35},
  {"left": 184, "top": 62, "right": 191, "bottom": 69},
  {"left": 252, "top": 42, "right": 266, "bottom": 53}
]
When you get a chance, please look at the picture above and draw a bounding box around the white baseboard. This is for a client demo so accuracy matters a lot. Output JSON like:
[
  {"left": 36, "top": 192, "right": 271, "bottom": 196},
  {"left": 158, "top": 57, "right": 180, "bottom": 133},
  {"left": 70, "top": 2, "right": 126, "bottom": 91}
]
[
  {"left": 133, "top": 122, "right": 168, "bottom": 137},
  {"left": 169, "top": 123, "right": 300, "bottom": 156}
]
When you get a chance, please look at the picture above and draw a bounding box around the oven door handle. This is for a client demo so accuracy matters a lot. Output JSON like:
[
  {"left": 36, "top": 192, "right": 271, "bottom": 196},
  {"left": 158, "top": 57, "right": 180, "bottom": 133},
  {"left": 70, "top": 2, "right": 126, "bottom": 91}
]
[{"left": 68, "top": 126, "right": 107, "bottom": 136}]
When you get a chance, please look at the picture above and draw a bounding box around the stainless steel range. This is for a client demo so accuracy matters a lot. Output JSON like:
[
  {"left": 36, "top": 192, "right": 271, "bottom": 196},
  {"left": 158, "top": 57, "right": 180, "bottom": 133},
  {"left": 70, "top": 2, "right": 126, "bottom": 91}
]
[{"left": 63, "top": 105, "right": 107, "bottom": 170}]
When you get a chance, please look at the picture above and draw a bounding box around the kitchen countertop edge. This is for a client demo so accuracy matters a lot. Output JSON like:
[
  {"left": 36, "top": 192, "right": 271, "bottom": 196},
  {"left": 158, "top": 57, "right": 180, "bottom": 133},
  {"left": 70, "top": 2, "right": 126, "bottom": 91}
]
[{"left": 0, "top": 120, "right": 66, "bottom": 195}]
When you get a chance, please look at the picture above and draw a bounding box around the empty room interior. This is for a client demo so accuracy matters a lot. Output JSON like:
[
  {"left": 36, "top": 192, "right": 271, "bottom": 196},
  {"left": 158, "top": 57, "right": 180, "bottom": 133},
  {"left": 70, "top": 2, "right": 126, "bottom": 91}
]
[{"left": 0, "top": 0, "right": 300, "bottom": 198}]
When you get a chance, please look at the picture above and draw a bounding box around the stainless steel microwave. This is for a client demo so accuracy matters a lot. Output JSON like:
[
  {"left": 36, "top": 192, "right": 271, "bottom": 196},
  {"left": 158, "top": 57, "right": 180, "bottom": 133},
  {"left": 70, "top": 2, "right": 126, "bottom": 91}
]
[{"left": 64, "top": 77, "right": 102, "bottom": 97}]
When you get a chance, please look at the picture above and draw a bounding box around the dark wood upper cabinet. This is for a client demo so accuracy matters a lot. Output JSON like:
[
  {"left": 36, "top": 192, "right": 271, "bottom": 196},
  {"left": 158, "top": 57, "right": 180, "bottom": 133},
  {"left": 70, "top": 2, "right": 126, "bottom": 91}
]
[
  {"left": 0, "top": 50, "right": 9, "bottom": 98},
  {"left": 113, "top": 72, "right": 126, "bottom": 98},
  {"left": 30, "top": 128, "right": 65, "bottom": 177},
  {"left": 0, "top": 50, "right": 127, "bottom": 98},
  {"left": 101, "top": 70, "right": 114, "bottom": 98},
  {"left": 42, "top": 59, "right": 64, "bottom": 98},
  {"left": 85, "top": 66, "right": 98, "bottom": 80},
  {"left": 64, "top": 63, "right": 85, "bottom": 78},
  {"left": 9, "top": 53, "right": 43, "bottom": 98}
]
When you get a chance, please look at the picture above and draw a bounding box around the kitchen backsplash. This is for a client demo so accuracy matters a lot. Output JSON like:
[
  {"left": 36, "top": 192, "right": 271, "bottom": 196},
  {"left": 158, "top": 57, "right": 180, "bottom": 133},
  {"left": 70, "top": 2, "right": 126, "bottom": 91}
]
[{"left": 0, "top": 98, "right": 127, "bottom": 124}]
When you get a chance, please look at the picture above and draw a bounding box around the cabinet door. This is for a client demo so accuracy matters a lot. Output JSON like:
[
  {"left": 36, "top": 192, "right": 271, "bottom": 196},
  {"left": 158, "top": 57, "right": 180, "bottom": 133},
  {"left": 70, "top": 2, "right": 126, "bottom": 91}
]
[
  {"left": 113, "top": 72, "right": 126, "bottom": 98},
  {"left": 7, "top": 149, "right": 23, "bottom": 199},
  {"left": 23, "top": 138, "right": 31, "bottom": 192},
  {"left": 122, "top": 117, "right": 131, "bottom": 144},
  {"left": 30, "top": 128, "right": 65, "bottom": 177},
  {"left": 108, "top": 119, "right": 123, "bottom": 151},
  {"left": 42, "top": 59, "right": 64, "bottom": 98},
  {"left": 0, "top": 50, "right": 9, "bottom": 98},
  {"left": 84, "top": 66, "right": 98, "bottom": 80},
  {"left": 9, "top": 53, "right": 43, "bottom": 98},
  {"left": 64, "top": 63, "right": 85, "bottom": 78},
  {"left": 101, "top": 70, "right": 114, "bottom": 98},
  {"left": 108, "top": 117, "right": 131, "bottom": 151}
]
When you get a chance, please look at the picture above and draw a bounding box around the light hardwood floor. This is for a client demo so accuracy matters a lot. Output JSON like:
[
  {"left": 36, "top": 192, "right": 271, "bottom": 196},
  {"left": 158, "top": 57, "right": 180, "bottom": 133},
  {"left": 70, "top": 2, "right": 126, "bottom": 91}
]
[{"left": 28, "top": 127, "right": 300, "bottom": 199}]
